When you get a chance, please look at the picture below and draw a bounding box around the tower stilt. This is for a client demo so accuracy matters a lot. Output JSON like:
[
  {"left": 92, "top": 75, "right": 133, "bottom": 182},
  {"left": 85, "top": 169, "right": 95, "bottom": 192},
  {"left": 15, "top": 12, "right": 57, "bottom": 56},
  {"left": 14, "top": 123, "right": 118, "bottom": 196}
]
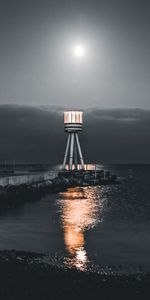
[
  {"left": 62, "top": 134, "right": 71, "bottom": 170},
  {"left": 69, "top": 133, "right": 74, "bottom": 170},
  {"left": 75, "top": 133, "right": 84, "bottom": 169},
  {"left": 74, "top": 137, "right": 78, "bottom": 170}
]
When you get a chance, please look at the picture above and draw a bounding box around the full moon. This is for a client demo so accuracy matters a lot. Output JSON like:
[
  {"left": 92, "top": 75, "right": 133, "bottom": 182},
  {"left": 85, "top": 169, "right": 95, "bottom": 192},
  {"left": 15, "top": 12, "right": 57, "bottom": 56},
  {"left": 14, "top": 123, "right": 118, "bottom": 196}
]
[{"left": 73, "top": 45, "right": 85, "bottom": 57}]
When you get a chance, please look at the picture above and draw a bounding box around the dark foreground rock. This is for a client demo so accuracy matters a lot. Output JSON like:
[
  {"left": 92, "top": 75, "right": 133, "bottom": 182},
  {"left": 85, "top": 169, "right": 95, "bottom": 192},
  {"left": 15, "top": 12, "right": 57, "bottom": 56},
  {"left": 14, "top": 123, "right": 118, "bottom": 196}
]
[{"left": 0, "top": 250, "right": 150, "bottom": 300}]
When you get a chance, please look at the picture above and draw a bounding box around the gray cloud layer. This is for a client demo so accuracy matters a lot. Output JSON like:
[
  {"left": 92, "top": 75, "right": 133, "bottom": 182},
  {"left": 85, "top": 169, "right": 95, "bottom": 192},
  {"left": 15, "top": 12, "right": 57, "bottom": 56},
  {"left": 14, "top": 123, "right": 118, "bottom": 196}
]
[{"left": 0, "top": 105, "right": 150, "bottom": 164}]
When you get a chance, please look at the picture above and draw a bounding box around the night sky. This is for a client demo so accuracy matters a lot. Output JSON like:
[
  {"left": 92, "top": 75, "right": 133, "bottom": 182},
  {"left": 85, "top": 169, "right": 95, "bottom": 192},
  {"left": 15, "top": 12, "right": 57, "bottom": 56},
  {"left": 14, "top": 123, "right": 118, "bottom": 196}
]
[
  {"left": 0, "top": 0, "right": 150, "bottom": 108},
  {"left": 0, "top": 0, "right": 150, "bottom": 163}
]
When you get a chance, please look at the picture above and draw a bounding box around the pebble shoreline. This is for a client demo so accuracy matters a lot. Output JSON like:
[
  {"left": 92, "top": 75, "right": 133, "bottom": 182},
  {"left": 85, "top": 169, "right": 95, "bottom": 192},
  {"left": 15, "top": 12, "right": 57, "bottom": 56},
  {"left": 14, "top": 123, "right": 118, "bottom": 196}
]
[{"left": 0, "top": 250, "right": 150, "bottom": 300}]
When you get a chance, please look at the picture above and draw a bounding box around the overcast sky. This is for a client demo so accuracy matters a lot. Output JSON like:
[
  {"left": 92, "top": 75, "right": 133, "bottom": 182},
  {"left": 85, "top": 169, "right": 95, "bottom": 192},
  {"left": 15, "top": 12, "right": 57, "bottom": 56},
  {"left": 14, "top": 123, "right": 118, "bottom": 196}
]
[
  {"left": 0, "top": 0, "right": 150, "bottom": 109},
  {"left": 0, "top": 105, "right": 150, "bottom": 164}
]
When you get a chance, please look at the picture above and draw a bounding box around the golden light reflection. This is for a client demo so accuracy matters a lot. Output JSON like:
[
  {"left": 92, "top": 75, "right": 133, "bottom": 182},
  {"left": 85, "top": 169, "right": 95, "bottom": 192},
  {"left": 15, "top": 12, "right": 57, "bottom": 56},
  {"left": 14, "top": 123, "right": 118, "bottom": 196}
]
[{"left": 57, "top": 187, "right": 104, "bottom": 271}]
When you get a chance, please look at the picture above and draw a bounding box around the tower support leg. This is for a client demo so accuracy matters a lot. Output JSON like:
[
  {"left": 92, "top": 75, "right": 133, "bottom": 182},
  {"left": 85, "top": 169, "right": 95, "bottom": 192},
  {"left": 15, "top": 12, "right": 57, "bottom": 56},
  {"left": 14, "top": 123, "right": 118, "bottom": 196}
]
[
  {"left": 74, "top": 137, "right": 78, "bottom": 170},
  {"left": 75, "top": 133, "right": 84, "bottom": 170},
  {"left": 62, "top": 134, "right": 71, "bottom": 170},
  {"left": 69, "top": 133, "right": 74, "bottom": 170}
]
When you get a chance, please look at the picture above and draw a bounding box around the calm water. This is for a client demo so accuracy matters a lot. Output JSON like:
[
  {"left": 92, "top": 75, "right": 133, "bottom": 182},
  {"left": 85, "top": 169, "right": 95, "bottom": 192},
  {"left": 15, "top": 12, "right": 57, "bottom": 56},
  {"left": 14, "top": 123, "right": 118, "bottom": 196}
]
[{"left": 0, "top": 164, "right": 150, "bottom": 273}]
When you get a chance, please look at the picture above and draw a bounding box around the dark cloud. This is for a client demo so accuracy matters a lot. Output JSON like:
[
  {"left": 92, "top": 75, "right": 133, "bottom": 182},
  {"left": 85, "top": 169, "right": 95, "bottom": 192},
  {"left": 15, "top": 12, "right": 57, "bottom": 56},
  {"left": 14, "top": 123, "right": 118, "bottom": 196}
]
[{"left": 0, "top": 105, "right": 150, "bottom": 164}]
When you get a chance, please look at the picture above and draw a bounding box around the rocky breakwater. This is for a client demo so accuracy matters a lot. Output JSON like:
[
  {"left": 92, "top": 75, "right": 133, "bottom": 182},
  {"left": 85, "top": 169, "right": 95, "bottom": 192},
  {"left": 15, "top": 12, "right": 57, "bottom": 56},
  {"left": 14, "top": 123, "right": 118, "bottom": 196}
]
[
  {"left": 0, "top": 170, "right": 120, "bottom": 211},
  {"left": 0, "top": 180, "right": 60, "bottom": 211},
  {"left": 54, "top": 169, "right": 120, "bottom": 187},
  {"left": 0, "top": 173, "right": 83, "bottom": 212}
]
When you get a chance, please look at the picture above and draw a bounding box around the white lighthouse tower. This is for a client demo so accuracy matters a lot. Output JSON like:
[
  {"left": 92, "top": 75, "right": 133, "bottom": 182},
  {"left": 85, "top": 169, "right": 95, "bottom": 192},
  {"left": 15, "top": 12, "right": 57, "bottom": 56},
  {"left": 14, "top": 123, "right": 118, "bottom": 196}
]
[{"left": 62, "top": 111, "right": 85, "bottom": 171}]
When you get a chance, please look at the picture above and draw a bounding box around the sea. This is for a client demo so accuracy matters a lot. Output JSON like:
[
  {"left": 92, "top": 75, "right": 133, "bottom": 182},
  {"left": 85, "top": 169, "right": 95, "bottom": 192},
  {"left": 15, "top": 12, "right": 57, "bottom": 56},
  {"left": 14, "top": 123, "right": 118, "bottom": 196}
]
[{"left": 0, "top": 164, "right": 150, "bottom": 274}]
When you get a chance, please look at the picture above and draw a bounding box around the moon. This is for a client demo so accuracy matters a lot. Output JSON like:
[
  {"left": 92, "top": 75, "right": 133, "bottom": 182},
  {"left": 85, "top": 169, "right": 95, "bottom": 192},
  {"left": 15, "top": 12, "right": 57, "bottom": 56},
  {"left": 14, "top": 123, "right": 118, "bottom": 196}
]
[{"left": 73, "top": 45, "right": 85, "bottom": 57}]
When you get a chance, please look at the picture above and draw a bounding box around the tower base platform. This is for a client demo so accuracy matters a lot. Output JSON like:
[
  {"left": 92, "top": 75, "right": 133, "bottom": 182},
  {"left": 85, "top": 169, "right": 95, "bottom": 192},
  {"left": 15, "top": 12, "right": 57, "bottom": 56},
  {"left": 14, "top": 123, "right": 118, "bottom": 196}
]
[{"left": 56, "top": 169, "right": 119, "bottom": 187}]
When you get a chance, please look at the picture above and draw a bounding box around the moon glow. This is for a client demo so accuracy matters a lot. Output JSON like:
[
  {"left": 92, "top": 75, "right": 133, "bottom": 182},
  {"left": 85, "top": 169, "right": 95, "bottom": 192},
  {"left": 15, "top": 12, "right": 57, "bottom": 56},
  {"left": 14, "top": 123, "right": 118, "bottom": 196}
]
[{"left": 73, "top": 45, "right": 85, "bottom": 57}]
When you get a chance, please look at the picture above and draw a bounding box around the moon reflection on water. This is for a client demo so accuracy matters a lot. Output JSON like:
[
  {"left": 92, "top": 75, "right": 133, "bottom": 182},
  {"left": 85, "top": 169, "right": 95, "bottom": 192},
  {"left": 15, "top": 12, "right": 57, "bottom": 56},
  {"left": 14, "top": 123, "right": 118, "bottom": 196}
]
[{"left": 57, "top": 187, "right": 105, "bottom": 271}]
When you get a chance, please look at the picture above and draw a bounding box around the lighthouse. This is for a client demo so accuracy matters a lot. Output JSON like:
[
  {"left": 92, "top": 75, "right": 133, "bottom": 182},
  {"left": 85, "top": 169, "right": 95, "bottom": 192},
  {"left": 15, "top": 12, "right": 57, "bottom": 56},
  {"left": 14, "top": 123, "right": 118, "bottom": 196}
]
[{"left": 62, "top": 111, "right": 85, "bottom": 171}]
